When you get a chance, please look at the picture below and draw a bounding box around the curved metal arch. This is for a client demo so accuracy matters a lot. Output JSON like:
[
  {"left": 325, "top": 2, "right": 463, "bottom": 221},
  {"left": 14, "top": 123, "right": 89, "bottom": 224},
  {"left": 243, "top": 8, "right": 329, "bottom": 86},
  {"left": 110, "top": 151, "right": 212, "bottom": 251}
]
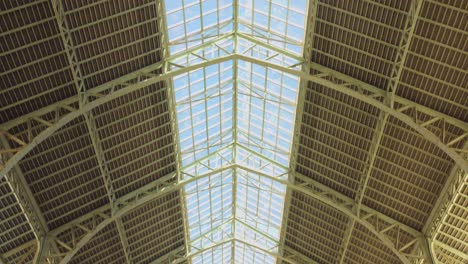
[
  {"left": 0, "top": 52, "right": 463, "bottom": 263},
  {"left": 2, "top": 52, "right": 466, "bottom": 183},
  {"left": 0, "top": 55, "right": 234, "bottom": 180},
  {"left": 47, "top": 163, "right": 430, "bottom": 264},
  {"left": 237, "top": 54, "right": 468, "bottom": 173}
]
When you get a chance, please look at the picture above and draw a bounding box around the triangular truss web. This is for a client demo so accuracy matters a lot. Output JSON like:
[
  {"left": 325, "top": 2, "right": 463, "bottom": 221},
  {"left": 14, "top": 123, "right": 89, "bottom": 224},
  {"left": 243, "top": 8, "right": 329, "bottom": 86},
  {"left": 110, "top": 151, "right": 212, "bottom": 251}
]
[{"left": 164, "top": 0, "right": 308, "bottom": 262}]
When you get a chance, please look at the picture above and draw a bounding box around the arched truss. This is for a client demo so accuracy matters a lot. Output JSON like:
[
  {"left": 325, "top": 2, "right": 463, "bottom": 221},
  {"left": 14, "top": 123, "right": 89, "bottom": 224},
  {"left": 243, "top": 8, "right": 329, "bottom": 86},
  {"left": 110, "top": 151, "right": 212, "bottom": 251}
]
[
  {"left": 1, "top": 34, "right": 466, "bottom": 179},
  {"left": 34, "top": 144, "right": 432, "bottom": 264},
  {"left": 1, "top": 34, "right": 466, "bottom": 264},
  {"left": 153, "top": 238, "right": 317, "bottom": 264}
]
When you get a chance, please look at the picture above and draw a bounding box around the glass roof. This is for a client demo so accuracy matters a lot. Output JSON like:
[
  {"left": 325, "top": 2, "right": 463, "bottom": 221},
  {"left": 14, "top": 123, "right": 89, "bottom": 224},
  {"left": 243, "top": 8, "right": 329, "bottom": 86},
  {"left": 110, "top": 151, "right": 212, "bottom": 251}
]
[{"left": 164, "top": 0, "right": 308, "bottom": 262}]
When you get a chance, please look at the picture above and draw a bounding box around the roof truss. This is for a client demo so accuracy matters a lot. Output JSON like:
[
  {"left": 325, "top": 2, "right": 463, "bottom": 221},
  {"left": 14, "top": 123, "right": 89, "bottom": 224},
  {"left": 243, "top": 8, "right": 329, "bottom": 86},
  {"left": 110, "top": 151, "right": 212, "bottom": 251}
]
[{"left": 1, "top": 4, "right": 467, "bottom": 262}]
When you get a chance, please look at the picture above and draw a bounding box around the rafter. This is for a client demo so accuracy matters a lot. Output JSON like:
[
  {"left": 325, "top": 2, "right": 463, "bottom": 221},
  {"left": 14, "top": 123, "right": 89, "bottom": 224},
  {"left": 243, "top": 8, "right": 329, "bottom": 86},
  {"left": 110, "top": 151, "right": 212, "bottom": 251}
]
[
  {"left": 337, "top": 0, "right": 425, "bottom": 262},
  {"left": 154, "top": 0, "right": 190, "bottom": 262},
  {"left": 2, "top": 42, "right": 466, "bottom": 185},
  {"left": 0, "top": 134, "right": 47, "bottom": 258},
  {"left": 40, "top": 142, "right": 431, "bottom": 264},
  {"left": 50, "top": 2, "right": 124, "bottom": 263},
  {"left": 279, "top": 0, "right": 319, "bottom": 262},
  {"left": 1, "top": 32, "right": 466, "bottom": 263}
]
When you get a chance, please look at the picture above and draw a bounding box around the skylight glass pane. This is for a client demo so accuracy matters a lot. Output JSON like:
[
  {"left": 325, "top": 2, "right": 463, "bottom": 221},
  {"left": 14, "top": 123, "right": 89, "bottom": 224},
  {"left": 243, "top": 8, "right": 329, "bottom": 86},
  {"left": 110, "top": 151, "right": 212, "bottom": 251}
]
[
  {"left": 237, "top": 60, "right": 299, "bottom": 166},
  {"left": 238, "top": 0, "right": 308, "bottom": 54},
  {"left": 165, "top": 0, "right": 234, "bottom": 54},
  {"left": 235, "top": 168, "right": 286, "bottom": 246},
  {"left": 236, "top": 146, "right": 287, "bottom": 177},
  {"left": 192, "top": 241, "right": 233, "bottom": 264},
  {"left": 234, "top": 241, "right": 275, "bottom": 264},
  {"left": 183, "top": 145, "right": 234, "bottom": 177},
  {"left": 164, "top": 1, "right": 311, "bottom": 261},
  {"left": 175, "top": 61, "right": 234, "bottom": 166},
  {"left": 184, "top": 169, "right": 233, "bottom": 245}
]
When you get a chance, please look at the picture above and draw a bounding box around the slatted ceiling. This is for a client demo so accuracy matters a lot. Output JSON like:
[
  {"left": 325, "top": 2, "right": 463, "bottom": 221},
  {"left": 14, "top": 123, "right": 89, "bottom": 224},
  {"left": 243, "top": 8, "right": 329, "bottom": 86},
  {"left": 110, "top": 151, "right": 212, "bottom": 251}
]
[
  {"left": 3, "top": 241, "right": 36, "bottom": 264},
  {"left": 435, "top": 181, "right": 468, "bottom": 258},
  {"left": 362, "top": 117, "right": 455, "bottom": 229},
  {"left": 397, "top": 0, "right": 468, "bottom": 121},
  {"left": 312, "top": 0, "right": 410, "bottom": 89},
  {"left": 68, "top": 221, "right": 126, "bottom": 264},
  {"left": 0, "top": 1, "right": 76, "bottom": 124},
  {"left": 436, "top": 244, "right": 468, "bottom": 264},
  {"left": 0, "top": 179, "right": 35, "bottom": 253},
  {"left": 284, "top": 191, "right": 348, "bottom": 264},
  {"left": 296, "top": 84, "right": 380, "bottom": 199},
  {"left": 91, "top": 84, "right": 175, "bottom": 198},
  {"left": 122, "top": 191, "right": 185, "bottom": 264},
  {"left": 16, "top": 117, "right": 108, "bottom": 230},
  {"left": 343, "top": 223, "right": 401, "bottom": 264},
  {"left": 61, "top": 0, "right": 162, "bottom": 89}
]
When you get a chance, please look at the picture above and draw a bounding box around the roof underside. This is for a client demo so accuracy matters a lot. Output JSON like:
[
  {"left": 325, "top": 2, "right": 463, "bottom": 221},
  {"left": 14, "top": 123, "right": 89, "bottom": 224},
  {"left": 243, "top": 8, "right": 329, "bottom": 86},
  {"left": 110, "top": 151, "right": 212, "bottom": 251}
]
[{"left": 0, "top": 0, "right": 467, "bottom": 264}]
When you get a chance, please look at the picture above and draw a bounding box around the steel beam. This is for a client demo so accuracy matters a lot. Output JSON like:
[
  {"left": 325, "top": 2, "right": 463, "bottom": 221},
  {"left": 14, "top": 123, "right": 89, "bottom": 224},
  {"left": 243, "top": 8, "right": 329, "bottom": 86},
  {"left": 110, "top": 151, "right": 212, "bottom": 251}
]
[
  {"left": 2, "top": 40, "right": 466, "bottom": 183},
  {"left": 47, "top": 158, "right": 429, "bottom": 264},
  {"left": 51, "top": 0, "right": 115, "bottom": 208},
  {"left": 0, "top": 135, "right": 47, "bottom": 244},
  {"left": 115, "top": 218, "right": 132, "bottom": 263},
  {"left": 51, "top": 2, "right": 123, "bottom": 263},
  {"left": 337, "top": 1, "right": 425, "bottom": 262},
  {"left": 1, "top": 33, "right": 466, "bottom": 263},
  {"left": 279, "top": 0, "right": 319, "bottom": 262},
  {"left": 155, "top": 0, "right": 191, "bottom": 261}
]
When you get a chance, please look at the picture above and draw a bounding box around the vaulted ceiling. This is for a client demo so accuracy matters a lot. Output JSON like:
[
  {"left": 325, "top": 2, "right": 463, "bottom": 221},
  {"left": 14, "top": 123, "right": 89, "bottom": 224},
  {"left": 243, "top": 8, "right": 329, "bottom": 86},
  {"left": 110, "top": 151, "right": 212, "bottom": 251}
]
[{"left": 0, "top": 0, "right": 467, "bottom": 264}]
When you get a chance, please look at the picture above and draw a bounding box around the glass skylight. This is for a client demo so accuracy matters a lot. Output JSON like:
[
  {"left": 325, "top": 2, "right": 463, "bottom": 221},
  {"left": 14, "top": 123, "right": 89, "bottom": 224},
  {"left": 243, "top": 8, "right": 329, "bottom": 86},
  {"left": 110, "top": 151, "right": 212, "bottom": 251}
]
[
  {"left": 237, "top": 60, "right": 299, "bottom": 166},
  {"left": 238, "top": 0, "right": 308, "bottom": 54},
  {"left": 165, "top": 0, "right": 234, "bottom": 54},
  {"left": 163, "top": 0, "right": 308, "bottom": 262},
  {"left": 174, "top": 60, "right": 234, "bottom": 166}
]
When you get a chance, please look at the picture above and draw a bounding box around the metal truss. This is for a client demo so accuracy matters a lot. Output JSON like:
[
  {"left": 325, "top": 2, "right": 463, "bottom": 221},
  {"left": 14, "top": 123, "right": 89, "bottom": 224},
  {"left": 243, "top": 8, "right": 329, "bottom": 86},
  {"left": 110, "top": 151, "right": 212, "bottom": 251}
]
[
  {"left": 1, "top": 33, "right": 466, "bottom": 263},
  {"left": 0, "top": 136, "right": 48, "bottom": 238},
  {"left": 156, "top": 0, "right": 190, "bottom": 261},
  {"left": 161, "top": 238, "right": 310, "bottom": 264},
  {"left": 0, "top": 240, "right": 37, "bottom": 264},
  {"left": 51, "top": 1, "right": 126, "bottom": 263},
  {"left": 425, "top": 167, "right": 467, "bottom": 263},
  {"left": 337, "top": 0, "right": 425, "bottom": 263},
  {"left": 1, "top": 34, "right": 466, "bottom": 182},
  {"left": 278, "top": 0, "right": 319, "bottom": 262},
  {"left": 31, "top": 143, "right": 433, "bottom": 264},
  {"left": 0, "top": 135, "right": 47, "bottom": 263}
]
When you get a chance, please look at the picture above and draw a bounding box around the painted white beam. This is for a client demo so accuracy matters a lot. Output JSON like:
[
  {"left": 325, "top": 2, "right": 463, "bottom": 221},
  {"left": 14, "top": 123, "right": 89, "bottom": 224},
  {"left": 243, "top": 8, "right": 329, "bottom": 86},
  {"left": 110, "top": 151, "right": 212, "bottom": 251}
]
[
  {"left": 154, "top": 0, "right": 191, "bottom": 261},
  {"left": 279, "top": 0, "right": 319, "bottom": 262},
  {"left": 2, "top": 51, "right": 465, "bottom": 187},
  {"left": 0, "top": 135, "right": 47, "bottom": 248},
  {"left": 433, "top": 240, "right": 468, "bottom": 261},
  {"left": 46, "top": 157, "right": 428, "bottom": 264},
  {"left": 50, "top": 2, "right": 125, "bottom": 263},
  {"left": 1, "top": 32, "right": 465, "bottom": 264},
  {"left": 337, "top": 0, "right": 426, "bottom": 262}
]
